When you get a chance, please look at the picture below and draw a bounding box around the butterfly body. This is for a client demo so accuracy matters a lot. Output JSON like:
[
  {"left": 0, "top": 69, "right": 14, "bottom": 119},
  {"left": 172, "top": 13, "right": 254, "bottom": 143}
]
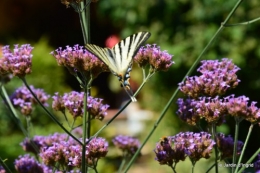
[{"left": 85, "top": 31, "right": 151, "bottom": 102}]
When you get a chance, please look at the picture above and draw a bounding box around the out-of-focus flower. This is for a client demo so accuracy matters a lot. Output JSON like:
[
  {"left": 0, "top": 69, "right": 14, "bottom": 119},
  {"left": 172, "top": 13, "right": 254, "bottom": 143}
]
[
  {"left": 0, "top": 165, "right": 6, "bottom": 173},
  {"left": 51, "top": 45, "right": 109, "bottom": 78},
  {"left": 216, "top": 133, "right": 243, "bottom": 160},
  {"left": 52, "top": 91, "right": 109, "bottom": 120},
  {"left": 105, "top": 35, "right": 120, "bottom": 48},
  {"left": 14, "top": 154, "right": 43, "bottom": 173},
  {"left": 254, "top": 154, "right": 260, "bottom": 173},
  {"left": 112, "top": 135, "right": 140, "bottom": 157},
  {"left": 134, "top": 44, "right": 174, "bottom": 72},
  {"left": 0, "top": 44, "right": 33, "bottom": 77},
  {"left": 179, "top": 58, "right": 240, "bottom": 98},
  {"left": 10, "top": 85, "right": 49, "bottom": 116}
]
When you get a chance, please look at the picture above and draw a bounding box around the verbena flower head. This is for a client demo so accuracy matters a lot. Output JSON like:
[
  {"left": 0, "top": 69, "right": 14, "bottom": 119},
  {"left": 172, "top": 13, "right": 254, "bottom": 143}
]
[
  {"left": 216, "top": 133, "right": 243, "bottom": 159},
  {"left": 85, "top": 137, "right": 109, "bottom": 165},
  {"left": 172, "top": 132, "right": 215, "bottom": 163},
  {"left": 10, "top": 85, "right": 49, "bottom": 116},
  {"left": 225, "top": 95, "right": 260, "bottom": 123},
  {"left": 52, "top": 91, "right": 109, "bottom": 120},
  {"left": 112, "top": 135, "right": 140, "bottom": 157},
  {"left": 134, "top": 44, "right": 174, "bottom": 72},
  {"left": 154, "top": 136, "right": 182, "bottom": 166},
  {"left": 176, "top": 98, "right": 199, "bottom": 126},
  {"left": 1, "top": 44, "right": 33, "bottom": 77},
  {"left": 179, "top": 58, "right": 240, "bottom": 98},
  {"left": 20, "top": 136, "right": 46, "bottom": 154},
  {"left": 51, "top": 45, "right": 109, "bottom": 78},
  {"left": 14, "top": 154, "right": 43, "bottom": 173},
  {"left": 194, "top": 96, "right": 227, "bottom": 125}
]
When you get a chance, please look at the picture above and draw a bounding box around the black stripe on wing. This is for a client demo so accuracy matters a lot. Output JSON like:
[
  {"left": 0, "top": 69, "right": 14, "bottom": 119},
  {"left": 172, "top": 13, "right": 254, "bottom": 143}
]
[
  {"left": 112, "top": 31, "right": 151, "bottom": 72},
  {"left": 85, "top": 44, "right": 118, "bottom": 71}
]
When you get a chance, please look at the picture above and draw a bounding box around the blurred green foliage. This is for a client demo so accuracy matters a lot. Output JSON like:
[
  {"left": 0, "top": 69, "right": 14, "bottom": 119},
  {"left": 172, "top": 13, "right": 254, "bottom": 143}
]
[{"left": 0, "top": 0, "right": 260, "bottom": 172}]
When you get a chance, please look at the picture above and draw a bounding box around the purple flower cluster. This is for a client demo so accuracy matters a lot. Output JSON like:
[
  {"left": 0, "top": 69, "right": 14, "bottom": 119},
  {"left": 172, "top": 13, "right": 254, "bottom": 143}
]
[
  {"left": 0, "top": 44, "right": 33, "bottom": 78},
  {"left": 51, "top": 45, "right": 109, "bottom": 78},
  {"left": 134, "top": 44, "right": 174, "bottom": 72},
  {"left": 52, "top": 91, "right": 109, "bottom": 120},
  {"left": 216, "top": 133, "right": 243, "bottom": 159},
  {"left": 14, "top": 154, "right": 43, "bottom": 173},
  {"left": 154, "top": 132, "right": 215, "bottom": 166},
  {"left": 112, "top": 135, "right": 140, "bottom": 156},
  {"left": 20, "top": 133, "right": 108, "bottom": 171},
  {"left": 177, "top": 95, "right": 260, "bottom": 125},
  {"left": 85, "top": 137, "right": 109, "bottom": 166},
  {"left": 179, "top": 58, "right": 240, "bottom": 98},
  {"left": 20, "top": 133, "right": 68, "bottom": 154},
  {"left": 10, "top": 85, "right": 49, "bottom": 116}
]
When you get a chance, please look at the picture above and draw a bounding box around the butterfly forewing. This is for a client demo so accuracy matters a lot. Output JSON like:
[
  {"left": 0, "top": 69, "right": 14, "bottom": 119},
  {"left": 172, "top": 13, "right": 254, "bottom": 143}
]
[{"left": 85, "top": 44, "right": 118, "bottom": 71}]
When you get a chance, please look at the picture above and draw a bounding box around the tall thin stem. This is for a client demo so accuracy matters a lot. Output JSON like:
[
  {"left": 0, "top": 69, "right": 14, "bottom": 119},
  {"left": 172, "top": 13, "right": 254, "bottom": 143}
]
[
  {"left": 237, "top": 147, "right": 260, "bottom": 173},
  {"left": 232, "top": 119, "right": 240, "bottom": 173},
  {"left": 235, "top": 124, "right": 254, "bottom": 173},
  {"left": 21, "top": 77, "right": 82, "bottom": 145},
  {"left": 212, "top": 124, "right": 219, "bottom": 173}
]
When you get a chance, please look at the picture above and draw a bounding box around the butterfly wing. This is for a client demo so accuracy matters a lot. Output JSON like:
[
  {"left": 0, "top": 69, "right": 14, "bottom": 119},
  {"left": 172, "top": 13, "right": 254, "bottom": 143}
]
[
  {"left": 112, "top": 31, "right": 151, "bottom": 75},
  {"left": 85, "top": 31, "right": 151, "bottom": 102}
]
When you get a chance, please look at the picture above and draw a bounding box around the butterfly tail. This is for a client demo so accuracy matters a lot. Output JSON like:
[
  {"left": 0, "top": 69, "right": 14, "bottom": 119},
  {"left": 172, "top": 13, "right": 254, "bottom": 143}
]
[{"left": 122, "top": 85, "right": 137, "bottom": 102}]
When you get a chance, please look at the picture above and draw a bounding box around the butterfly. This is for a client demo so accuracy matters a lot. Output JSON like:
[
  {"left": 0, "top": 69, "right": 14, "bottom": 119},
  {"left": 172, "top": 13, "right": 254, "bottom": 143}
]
[{"left": 85, "top": 31, "right": 151, "bottom": 102}]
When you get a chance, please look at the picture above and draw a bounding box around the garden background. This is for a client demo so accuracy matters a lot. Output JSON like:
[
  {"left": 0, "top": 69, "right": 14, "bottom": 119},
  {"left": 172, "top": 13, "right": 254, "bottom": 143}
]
[{"left": 0, "top": 0, "right": 260, "bottom": 172}]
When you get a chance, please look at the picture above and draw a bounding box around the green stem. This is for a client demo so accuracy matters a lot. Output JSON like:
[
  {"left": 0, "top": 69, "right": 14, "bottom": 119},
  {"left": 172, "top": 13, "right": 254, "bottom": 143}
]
[
  {"left": 232, "top": 119, "right": 240, "bottom": 173},
  {"left": 237, "top": 147, "right": 260, "bottom": 173},
  {"left": 82, "top": 76, "right": 92, "bottom": 173},
  {"left": 20, "top": 77, "right": 82, "bottom": 145},
  {"left": 118, "top": 154, "right": 127, "bottom": 173},
  {"left": 0, "top": 157, "right": 12, "bottom": 173},
  {"left": 235, "top": 124, "right": 254, "bottom": 173},
  {"left": 212, "top": 124, "right": 219, "bottom": 173},
  {"left": 87, "top": 75, "right": 149, "bottom": 143},
  {"left": 79, "top": 0, "right": 91, "bottom": 44},
  {"left": 0, "top": 85, "right": 28, "bottom": 137},
  {"left": 205, "top": 162, "right": 217, "bottom": 173},
  {"left": 223, "top": 16, "right": 260, "bottom": 27},
  {"left": 123, "top": 1, "right": 244, "bottom": 172}
]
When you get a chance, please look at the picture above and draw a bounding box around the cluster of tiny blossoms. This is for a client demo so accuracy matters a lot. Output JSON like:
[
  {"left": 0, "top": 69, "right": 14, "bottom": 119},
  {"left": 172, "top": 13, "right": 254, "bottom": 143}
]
[
  {"left": 154, "top": 132, "right": 215, "bottom": 167},
  {"left": 19, "top": 133, "right": 108, "bottom": 172},
  {"left": 14, "top": 154, "right": 43, "bottom": 173},
  {"left": 216, "top": 133, "right": 243, "bottom": 160},
  {"left": 0, "top": 44, "right": 33, "bottom": 78},
  {"left": 176, "top": 59, "right": 260, "bottom": 125},
  {"left": 179, "top": 58, "right": 240, "bottom": 98},
  {"left": 112, "top": 135, "right": 140, "bottom": 157},
  {"left": 51, "top": 45, "right": 109, "bottom": 78},
  {"left": 134, "top": 44, "right": 174, "bottom": 72},
  {"left": 52, "top": 91, "right": 109, "bottom": 120},
  {"left": 10, "top": 85, "right": 49, "bottom": 116},
  {"left": 177, "top": 95, "right": 260, "bottom": 126}
]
